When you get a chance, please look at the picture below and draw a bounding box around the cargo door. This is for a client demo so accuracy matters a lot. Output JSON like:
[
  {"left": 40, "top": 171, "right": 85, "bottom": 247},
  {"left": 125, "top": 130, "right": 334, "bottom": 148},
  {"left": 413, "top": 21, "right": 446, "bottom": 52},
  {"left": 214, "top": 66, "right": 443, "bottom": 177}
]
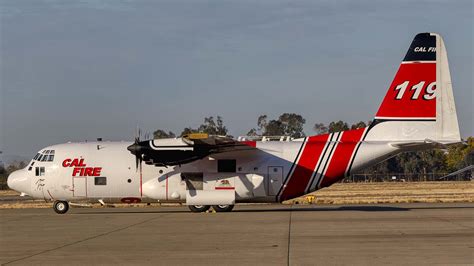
[
  {"left": 73, "top": 177, "right": 87, "bottom": 197},
  {"left": 267, "top": 166, "right": 283, "bottom": 196}
]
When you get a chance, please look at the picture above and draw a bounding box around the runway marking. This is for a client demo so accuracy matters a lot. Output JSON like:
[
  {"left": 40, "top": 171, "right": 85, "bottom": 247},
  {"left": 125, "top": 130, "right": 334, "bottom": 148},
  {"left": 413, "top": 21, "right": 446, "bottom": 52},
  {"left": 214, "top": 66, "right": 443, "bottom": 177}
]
[
  {"left": 287, "top": 205, "right": 293, "bottom": 266},
  {"left": 3, "top": 213, "right": 164, "bottom": 265}
]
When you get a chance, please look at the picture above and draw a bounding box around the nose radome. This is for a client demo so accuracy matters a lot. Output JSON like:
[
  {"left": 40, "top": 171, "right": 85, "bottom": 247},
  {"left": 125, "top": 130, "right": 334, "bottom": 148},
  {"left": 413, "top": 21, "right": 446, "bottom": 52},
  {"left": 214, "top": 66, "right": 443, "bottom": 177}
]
[{"left": 7, "top": 170, "right": 29, "bottom": 194}]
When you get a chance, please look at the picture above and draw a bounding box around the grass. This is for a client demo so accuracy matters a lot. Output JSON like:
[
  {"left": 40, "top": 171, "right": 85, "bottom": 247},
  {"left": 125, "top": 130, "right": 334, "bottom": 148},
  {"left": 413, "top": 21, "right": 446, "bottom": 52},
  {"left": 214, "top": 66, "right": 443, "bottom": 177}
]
[{"left": 286, "top": 181, "right": 474, "bottom": 205}]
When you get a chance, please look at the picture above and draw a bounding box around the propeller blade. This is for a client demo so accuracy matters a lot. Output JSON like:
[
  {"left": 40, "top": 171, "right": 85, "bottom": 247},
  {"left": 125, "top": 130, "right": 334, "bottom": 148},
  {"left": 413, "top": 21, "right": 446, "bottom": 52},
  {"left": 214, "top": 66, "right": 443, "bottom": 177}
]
[{"left": 127, "top": 130, "right": 143, "bottom": 172}]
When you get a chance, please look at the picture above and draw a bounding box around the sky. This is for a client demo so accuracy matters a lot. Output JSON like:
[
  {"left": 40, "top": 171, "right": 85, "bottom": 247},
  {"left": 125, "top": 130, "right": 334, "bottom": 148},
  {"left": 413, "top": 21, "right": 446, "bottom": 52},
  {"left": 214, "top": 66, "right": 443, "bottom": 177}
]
[{"left": 0, "top": 0, "right": 473, "bottom": 158}]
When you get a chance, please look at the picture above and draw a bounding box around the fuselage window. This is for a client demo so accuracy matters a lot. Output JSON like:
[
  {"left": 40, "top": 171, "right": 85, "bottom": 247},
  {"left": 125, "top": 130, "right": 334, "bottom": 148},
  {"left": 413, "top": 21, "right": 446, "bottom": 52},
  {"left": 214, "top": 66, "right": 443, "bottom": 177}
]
[
  {"left": 94, "top": 177, "right": 107, "bottom": 185},
  {"left": 218, "top": 159, "right": 236, "bottom": 173}
]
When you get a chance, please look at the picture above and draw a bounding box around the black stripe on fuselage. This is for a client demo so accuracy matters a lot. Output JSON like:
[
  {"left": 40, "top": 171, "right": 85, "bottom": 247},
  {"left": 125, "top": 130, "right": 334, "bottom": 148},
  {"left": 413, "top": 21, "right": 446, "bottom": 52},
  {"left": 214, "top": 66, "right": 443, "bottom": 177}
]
[
  {"left": 346, "top": 127, "right": 371, "bottom": 176},
  {"left": 315, "top": 131, "right": 342, "bottom": 189},
  {"left": 305, "top": 133, "right": 335, "bottom": 193},
  {"left": 276, "top": 137, "right": 307, "bottom": 200}
]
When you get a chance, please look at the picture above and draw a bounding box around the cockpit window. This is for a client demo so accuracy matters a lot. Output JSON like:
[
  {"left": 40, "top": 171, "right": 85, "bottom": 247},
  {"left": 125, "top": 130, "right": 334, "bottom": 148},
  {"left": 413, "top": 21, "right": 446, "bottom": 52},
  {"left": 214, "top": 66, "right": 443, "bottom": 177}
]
[
  {"left": 35, "top": 150, "right": 55, "bottom": 162},
  {"left": 47, "top": 150, "right": 55, "bottom": 161}
]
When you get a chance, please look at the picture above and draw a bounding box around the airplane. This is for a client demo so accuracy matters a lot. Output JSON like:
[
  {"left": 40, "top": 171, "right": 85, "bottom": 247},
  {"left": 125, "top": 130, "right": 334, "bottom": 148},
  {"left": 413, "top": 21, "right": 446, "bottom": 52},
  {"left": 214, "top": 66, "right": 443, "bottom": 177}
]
[{"left": 7, "top": 32, "right": 461, "bottom": 214}]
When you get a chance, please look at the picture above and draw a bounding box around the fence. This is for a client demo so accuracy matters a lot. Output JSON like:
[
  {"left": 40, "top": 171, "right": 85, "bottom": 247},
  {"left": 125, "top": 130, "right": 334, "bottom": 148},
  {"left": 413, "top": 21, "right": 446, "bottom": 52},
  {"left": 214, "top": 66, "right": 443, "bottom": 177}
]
[{"left": 347, "top": 170, "right": 472, "bottom": 183}]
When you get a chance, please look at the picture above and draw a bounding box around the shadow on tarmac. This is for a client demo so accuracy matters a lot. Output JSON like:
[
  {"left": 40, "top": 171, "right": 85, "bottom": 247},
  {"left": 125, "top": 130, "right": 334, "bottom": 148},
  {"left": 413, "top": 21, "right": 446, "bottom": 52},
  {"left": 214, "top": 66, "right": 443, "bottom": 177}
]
[
  {"left": 71, "top": 204, "right": 474, "bottom": 215},
  {"left": 235, "top": 205, "right": 410, "bottom": 212}
]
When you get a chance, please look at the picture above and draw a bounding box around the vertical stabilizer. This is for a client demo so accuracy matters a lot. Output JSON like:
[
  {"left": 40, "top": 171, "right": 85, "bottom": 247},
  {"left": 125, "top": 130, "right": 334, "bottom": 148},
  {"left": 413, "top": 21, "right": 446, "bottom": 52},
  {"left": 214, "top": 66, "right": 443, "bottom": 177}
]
[
  {"left": 367, "top": 33, "right": 461, "bottom": 143},
  {"left": 436, "top": 34, "right": 460, "bottom": 141}
]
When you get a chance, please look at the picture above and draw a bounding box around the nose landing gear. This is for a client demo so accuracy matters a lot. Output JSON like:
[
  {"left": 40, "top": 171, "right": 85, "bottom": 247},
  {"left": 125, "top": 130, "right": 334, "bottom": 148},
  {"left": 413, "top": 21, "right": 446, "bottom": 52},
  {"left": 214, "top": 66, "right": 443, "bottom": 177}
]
[{"left": 53, "top": 200, "right": 69, "bottom": 214}]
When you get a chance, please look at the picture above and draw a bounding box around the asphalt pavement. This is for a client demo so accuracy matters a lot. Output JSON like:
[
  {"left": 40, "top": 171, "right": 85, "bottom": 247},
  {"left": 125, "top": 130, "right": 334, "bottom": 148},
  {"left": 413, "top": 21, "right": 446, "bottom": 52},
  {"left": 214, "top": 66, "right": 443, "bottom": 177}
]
[{"left": 1, "top": 203, "right": 473, "bottom": 265}]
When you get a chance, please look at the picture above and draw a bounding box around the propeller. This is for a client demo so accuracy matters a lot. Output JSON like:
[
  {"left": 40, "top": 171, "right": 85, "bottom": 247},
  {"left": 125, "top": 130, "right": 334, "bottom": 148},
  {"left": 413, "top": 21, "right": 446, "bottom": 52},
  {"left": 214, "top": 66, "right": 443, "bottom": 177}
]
[
  {"left": 126, "top": 126, "right": 145, "bottom": 197},
  {"left": 127, "top": 126, "right": 143, "bottom": 171}
]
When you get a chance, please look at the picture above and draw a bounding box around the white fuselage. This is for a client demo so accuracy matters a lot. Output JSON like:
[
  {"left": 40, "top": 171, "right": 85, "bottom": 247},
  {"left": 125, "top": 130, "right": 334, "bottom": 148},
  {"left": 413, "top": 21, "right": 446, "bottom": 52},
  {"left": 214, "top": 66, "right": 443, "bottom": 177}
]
[{"left": 8, "top": 130, "right": 402, "bottom": 205}]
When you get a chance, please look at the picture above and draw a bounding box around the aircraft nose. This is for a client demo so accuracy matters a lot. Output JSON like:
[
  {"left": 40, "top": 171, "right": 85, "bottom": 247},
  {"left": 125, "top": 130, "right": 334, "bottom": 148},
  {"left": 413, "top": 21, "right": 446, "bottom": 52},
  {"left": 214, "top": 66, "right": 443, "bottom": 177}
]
[{"left": 7, "top": 170, "right": 29, "bottom": 193}]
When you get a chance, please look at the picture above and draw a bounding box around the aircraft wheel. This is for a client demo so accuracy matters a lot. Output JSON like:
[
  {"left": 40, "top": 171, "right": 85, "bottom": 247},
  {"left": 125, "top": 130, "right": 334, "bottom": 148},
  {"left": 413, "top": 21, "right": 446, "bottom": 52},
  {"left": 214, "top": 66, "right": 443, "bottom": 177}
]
[
  {"left": 53, "top": 200, "right": 69, "bottom": 214},
  {"left": 188, "top": 205, "right": 210, "bottom": 213},
  {"left": 212, "top": 205, "right": 234, "bottom": 212}
]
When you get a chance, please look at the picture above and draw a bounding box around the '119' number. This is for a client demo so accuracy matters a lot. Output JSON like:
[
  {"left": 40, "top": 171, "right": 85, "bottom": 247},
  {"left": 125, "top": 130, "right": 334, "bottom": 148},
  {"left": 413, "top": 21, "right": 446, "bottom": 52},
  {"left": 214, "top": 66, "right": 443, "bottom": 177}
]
[{"left": 394, "top": 81, "right": 436, "bottom": 100}]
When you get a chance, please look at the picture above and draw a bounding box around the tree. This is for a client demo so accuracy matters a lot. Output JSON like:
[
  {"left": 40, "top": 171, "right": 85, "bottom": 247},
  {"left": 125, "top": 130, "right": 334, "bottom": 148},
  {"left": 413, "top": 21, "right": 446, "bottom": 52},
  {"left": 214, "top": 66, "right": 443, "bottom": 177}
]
[
  {"left": 153, "top": 129, "right": 176, "bottom": 139},
  {"left": 252, "top": 113, "right": 306, "bottom": 138},
  {"left": 257, "top": 115, "right": 268, "bottom": 134},
  {"left": 244, "top": 114, "right": 268, "bottom": 136},
  {"left": 215, "top": 116, "right": 228, "bottom": 136},
  {"left": 313, "top": 123, "right": 328, "bottom": 135},
  {"left": 328, "top": 120, "right": 349, "bottom": 133},
  {"left": 278, "top": 113, "right": 306, "bottom": 138},
  {"left": 446, "top": 137, "right": 474, "bottom": 171},
  {"left": 465, "top": 137, "right": 474, "bottom": 166},
  {"left": 198, "top": 116, "right": 228, "bottom": 136},
  {"left": 180, "top": 127, "right": 198, "bottom": 137},
  {"left": 0, "top": 164, "right": 6, "bottom": 186},
  {"left": 351, "top": 121, "right": 367, "bottom": 130},
  {"left": 263, "top": 120, "right": 285, "bottom": 136},
  {"left": 3, "top": 161, "right": 26, "bottom": 175},
  {"left": 246, "top": 128, "right": 258, "bottom": 136}
]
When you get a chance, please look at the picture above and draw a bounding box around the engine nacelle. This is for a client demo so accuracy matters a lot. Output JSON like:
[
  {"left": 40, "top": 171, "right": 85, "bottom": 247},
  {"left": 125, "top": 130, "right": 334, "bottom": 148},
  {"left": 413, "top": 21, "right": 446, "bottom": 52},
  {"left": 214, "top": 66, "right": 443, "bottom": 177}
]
[{"left": 142, "top": 173, "right": 186, "bottom": 201}]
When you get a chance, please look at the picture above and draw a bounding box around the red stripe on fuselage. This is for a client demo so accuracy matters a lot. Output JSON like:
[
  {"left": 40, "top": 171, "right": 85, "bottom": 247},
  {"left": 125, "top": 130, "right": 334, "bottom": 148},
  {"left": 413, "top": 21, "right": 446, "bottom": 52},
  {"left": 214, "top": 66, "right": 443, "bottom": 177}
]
[
  {"left": 215, "top": 187, "right": 235, "bottom": 190},
  {"left": 240, "top": 141, "right": 257, "bottom": 147},
  {"left": 319, "top": 128, "right": 365, "bottom": 188},
  {"left": 280, "top": 134, "right": 329, "bottom": 201}
]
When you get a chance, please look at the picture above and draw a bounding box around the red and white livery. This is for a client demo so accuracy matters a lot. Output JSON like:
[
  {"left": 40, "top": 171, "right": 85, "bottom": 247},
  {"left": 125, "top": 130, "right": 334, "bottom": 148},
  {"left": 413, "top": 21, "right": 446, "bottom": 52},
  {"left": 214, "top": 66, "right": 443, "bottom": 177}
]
[{"left": 8, "top": 33, "right": 461, "bottom": 213}]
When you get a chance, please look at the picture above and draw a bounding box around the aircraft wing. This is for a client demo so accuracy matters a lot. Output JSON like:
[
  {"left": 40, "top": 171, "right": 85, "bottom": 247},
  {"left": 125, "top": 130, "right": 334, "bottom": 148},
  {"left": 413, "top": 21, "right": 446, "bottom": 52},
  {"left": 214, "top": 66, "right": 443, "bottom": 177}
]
[{"left": 127, "top": 133, "right": 256, "bottom": 166}]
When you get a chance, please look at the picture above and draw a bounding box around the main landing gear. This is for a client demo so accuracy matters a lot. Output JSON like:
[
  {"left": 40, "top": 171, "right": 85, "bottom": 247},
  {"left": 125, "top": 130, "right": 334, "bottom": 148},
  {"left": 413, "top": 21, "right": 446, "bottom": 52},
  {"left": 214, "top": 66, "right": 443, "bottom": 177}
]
[
  {"left": 53, "top": 200, "right": 69, "bottom": 214},
  {"left": 212, "top": 205, "right": 234, "bottom": 212},
  {"left": 188, "top": 205, "right": 235, "bottom": 213}
]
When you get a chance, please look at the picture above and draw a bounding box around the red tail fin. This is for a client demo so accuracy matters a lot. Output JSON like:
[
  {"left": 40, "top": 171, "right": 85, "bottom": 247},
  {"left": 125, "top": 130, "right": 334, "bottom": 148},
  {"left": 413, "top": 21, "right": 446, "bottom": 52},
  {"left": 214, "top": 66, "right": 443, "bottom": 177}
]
[{"left": 375, "top": 33, "right": 437, "bottom": 121}]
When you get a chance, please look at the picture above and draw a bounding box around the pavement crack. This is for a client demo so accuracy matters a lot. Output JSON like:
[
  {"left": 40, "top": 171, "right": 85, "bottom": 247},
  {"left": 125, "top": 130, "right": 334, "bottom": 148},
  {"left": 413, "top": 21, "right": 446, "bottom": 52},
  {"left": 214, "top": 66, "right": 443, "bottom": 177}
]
[{"left": 3, "top": 214, "right": 162, "bottom": 265}]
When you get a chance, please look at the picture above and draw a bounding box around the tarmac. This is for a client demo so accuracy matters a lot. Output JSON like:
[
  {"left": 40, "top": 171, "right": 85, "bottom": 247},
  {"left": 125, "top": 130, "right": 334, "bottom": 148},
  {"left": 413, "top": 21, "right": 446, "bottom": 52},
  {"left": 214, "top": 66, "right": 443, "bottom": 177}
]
[{"left": 0, "top": 203, "right": 473, "bottom": 265}]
